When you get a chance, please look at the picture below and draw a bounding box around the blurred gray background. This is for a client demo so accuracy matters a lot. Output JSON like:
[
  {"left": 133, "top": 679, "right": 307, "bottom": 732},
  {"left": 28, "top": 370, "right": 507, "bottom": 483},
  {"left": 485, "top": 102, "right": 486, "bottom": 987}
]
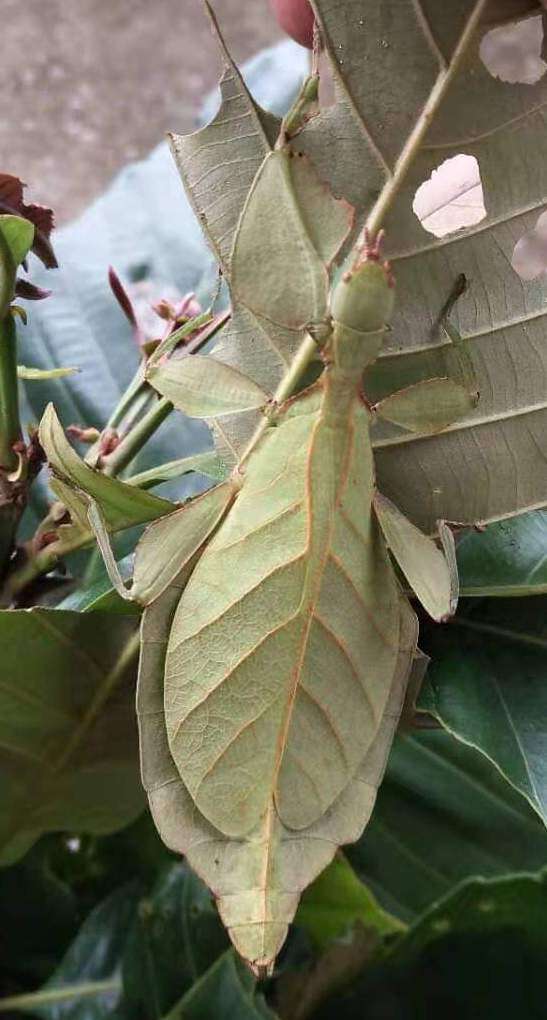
[{"left": 3, "top": 0, "right": 281, "bottom": 223}]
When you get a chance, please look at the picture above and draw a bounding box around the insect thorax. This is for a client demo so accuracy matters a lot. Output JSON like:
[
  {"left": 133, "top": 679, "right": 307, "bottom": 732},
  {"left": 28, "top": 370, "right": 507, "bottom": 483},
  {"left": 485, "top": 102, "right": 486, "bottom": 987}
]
[{"left": 329, "top": 320, "right": 387, "bottom": 380}]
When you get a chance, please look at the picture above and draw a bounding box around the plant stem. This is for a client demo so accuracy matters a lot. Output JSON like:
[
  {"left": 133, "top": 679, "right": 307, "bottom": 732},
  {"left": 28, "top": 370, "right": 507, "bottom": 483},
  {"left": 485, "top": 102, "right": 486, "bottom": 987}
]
[
  {"left": 107, "top": 363, "right": 147, "bottom": 430},
  {"left": 0, "top": 979, "right": 122, "bottom": 1013},
  {"left": 102, "top": 396, "right": 173, "bottom": 476},
  {"left": 84, "top": 363, "right": 147, "bottom": 465},
  {"left": 0, "top": 314, "right": 23, "bottom": 580},
  {"left": 364, "top": 0, "right": 488, "bottom": 239},
  {"left": 239, "top": 331, "right": 318, "bottom": 468},
  {"left": 99, "top": 312, "right": 230, "bottom": 478},
  {"left": 0, "top": 315, "right": 20, "bottom": 470},
  {"left": 236, "top": 4, "right": 489, "bottom": 471},
  {"left": 85, "top": 312, "right": 228, "bottom": 473}
]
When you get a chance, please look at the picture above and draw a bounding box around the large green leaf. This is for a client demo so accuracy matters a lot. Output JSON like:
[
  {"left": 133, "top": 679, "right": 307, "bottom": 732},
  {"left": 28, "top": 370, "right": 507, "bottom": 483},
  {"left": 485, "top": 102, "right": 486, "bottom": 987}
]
[
  {"left": 458, "top": 510, "right": 547, "bottom": 596},
  {"left": 163, "top": 951, "right": 275, "bottom": 1020},
  {"left": 295, "top": 854, "right": 404, "bottom": 952},
  {"left": 420, "top": 597, "right": 547, "bottom": 825},
  {"left": 122, "top": 863, "right": 229, "bottom": 1019},
  {"left": 394, "top": 867, "right": 547, "bottom": 965},
  {"left": 349, "top": 730, "right": 547, "bottom": 921},
  {"left": 0, "top": 844, "right": 78, "bottom": 989},
  {"left": 0, "top": 609, "right": 143, "bottom": 866},
  {"left": 312, "top": 869, "right": 547, "bottom": 1019},
  {"left": 0, "top": 885, "right": 139, "bottom": 1019},
  {"left": 0, "top": 861, "right": 232, "bottom": 1020},
  {"left": 307, "top": 1, "right": 547, "bottom": 530},
  {"left": 178, "top": 1, "right": 547, "bottom": 531}
]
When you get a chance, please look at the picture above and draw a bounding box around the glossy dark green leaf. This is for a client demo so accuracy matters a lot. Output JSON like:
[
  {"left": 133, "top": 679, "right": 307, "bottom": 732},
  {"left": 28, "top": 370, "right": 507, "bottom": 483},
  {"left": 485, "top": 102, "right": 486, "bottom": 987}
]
[
  {"left": 163, "top": 951, "right": 275, "bottom": 1020},
  {"left": 0, "top": 845, "right": 78, "bottom": 988},
  {"left": 0, "top": 885, "right": 139, "bottom": 1019},
  {"left": 0, "top": 859, "right": 225, "bottom": 1020},
  {"left": 313, "top": 870, "right": 547, "bottom": 1020},
  {"left": 0, "top": 609, "right": 143, "bottom": 865},
  {"left": 458, "top": 511, "right": 547, "bottom": 596},
  {"left": 57, "top": 574, "right": 139, "bottom": 616},
  {"left": 349, "top": 731, "right": 547, "bottom": 921},
  {"left": 122, "top": 863, "right": 229, "bottom": 1019},
  {"left": 394, "top": 868, "right": 547, "bottom": 965},
  {"left": 420, "top": 598, "right": 547, "bottom": 826}
]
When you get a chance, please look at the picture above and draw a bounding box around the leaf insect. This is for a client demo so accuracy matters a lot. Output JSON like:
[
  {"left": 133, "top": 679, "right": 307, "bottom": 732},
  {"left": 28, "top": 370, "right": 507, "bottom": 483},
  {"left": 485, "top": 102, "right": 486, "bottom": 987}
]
[{"left": 40, "top": 81, "right": 479, "bottom": 975}]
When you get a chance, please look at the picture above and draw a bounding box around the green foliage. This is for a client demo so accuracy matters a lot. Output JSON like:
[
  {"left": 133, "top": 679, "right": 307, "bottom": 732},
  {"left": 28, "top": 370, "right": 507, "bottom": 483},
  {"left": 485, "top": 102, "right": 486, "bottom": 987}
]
[
  {"left": 349, "top": 730, "right": 547, "bottom": 920},
  {"left": 295, "top": 854, "right": 404, "bottom": 951},
  {"left": 38, "top": 404, "right": 173, "bottom": 545},
  {"left": 421, "top": 598, "right": 547, "bottom": 824},
  {"left": 0, "top": 609, "right": 143, "bottom": 866},
  {"left": 308, "top": 870, "right": 547, "bottom": 1019},
  {"left": 1, "top": 0, "right": 547, "bottom": 1014},
  {"left": 0, "top": 215, "right": 34, "bottom": 315}
]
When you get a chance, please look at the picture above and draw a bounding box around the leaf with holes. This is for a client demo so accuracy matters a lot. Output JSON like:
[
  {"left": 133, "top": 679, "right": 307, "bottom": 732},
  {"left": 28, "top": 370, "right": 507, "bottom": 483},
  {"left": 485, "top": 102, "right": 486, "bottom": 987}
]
[{"left": 178, "top": 0, "right": 547, "bottom": 529}]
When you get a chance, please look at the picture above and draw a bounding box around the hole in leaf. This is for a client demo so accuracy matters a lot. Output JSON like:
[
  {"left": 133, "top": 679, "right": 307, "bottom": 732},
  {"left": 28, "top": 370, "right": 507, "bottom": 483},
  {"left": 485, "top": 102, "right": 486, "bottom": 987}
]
[
  {"left": 480, "top": 15, "right": 546, "bottom": 85},
  {"left": 412, "top": 154, "right": 486, "bottom": 238},
  {"left": 512, "top": 209, "right": 547, "bottom": 280}
]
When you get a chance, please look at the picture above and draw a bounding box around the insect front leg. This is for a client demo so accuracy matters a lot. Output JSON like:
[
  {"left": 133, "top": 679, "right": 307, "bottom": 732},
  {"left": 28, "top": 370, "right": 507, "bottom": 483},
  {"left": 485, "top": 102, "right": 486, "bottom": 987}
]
[
  {"left": 374, "top": 492, "right": 458, "bottom": 622},
  {"left": 88, "top": 479, "right": 238, "bottom": 607}
]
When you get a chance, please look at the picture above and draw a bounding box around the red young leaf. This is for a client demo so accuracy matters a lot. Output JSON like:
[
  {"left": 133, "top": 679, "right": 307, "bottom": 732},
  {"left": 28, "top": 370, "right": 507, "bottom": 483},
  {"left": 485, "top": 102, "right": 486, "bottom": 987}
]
[{"left": 0, "top": 173, "right": 57, "bottom": 269}]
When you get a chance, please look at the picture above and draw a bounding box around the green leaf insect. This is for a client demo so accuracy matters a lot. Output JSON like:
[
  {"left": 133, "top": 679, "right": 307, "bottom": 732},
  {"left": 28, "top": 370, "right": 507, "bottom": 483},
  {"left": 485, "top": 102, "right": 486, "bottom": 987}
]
[
  {"left": 58, "top": 224, "right": 472, "bottom": 973},
  {"left": 41, "top": 73, "right": 476, "bottom": 970},
  {"left": 38, "top": 116, "right": 477, "bottom": 969}
]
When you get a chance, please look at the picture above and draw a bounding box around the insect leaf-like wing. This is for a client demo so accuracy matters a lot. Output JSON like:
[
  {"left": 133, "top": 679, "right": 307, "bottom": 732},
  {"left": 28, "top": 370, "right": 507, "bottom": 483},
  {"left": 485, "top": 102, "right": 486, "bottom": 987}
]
[
  {"left": 139, "top": 576, "right": 417, "bottom": 969},
  {"left": 163, "top": 388, "right": 411, "bottom": 845}
]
